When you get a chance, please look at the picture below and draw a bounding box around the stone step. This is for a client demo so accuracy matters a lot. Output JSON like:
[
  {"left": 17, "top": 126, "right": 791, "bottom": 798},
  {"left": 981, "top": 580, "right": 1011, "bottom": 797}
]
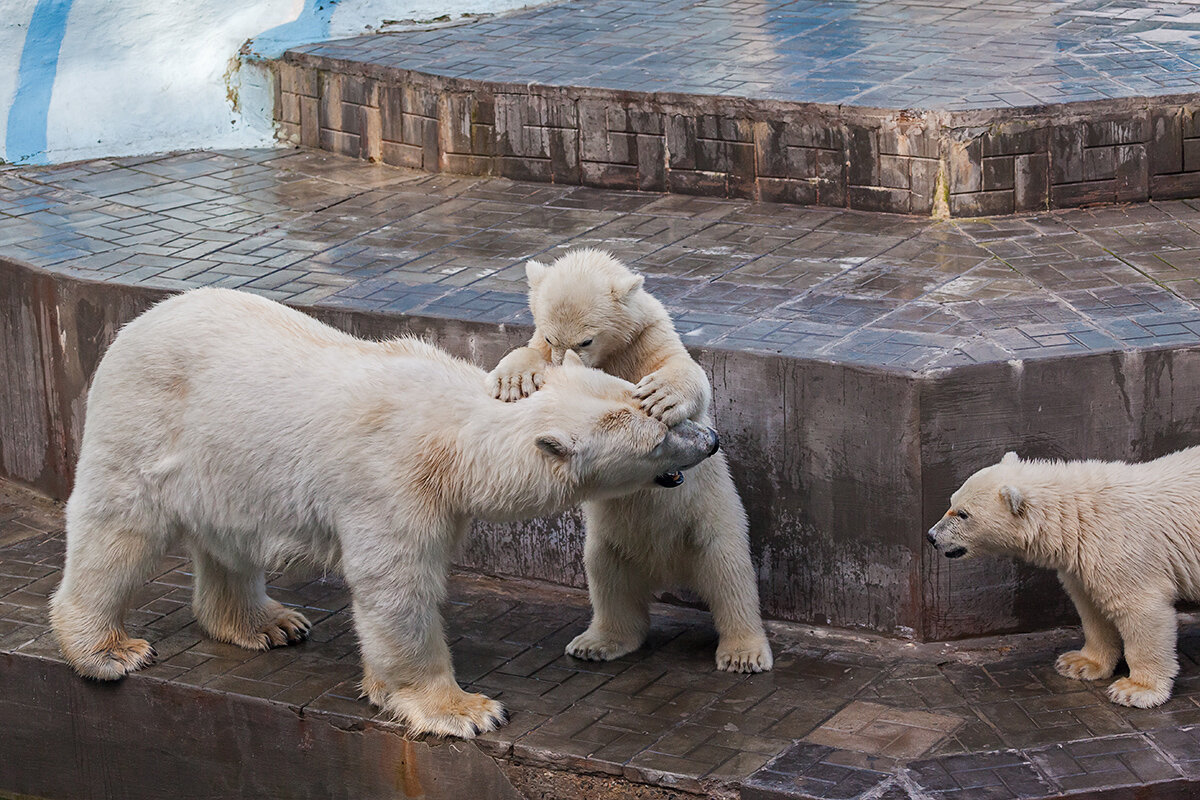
[
  {"left": 5, "top": 148, "right": 1200, "bottom": 639},
  {"left": 273, "top": 0, "right": 1200, "bottom": 216},
  {"left": 3, "top": 481, "right": 1200, "bottom": 800}
]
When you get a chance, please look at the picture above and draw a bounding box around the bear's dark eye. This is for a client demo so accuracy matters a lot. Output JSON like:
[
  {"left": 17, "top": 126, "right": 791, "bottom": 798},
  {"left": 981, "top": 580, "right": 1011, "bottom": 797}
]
[
  {"left": 580, "top": 339, "right": 593, "bottom": 347},
  {"left": 545, "top": 336, "right": 552, "bottom": 345},
  {"left": 957, "top": 510, "right": 970, "bottom": 520}
]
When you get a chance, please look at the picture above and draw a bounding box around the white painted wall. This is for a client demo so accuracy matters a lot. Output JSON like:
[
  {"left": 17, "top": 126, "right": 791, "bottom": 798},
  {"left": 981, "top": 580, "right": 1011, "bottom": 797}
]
[
  {"left": 2, "top": 0, "right": 549, "bottom": 165},
  {"left": 0, "top": 5, "right": 37, "bottom": 156}
]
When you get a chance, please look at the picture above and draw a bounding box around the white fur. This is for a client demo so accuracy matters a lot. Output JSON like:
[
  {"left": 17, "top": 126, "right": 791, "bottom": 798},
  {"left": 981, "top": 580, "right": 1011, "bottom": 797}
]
[
  {"left": 487, "top": 249, "right": 772, "bottom": 672},
  {"left": 49, "top": 287, "right": 717, "bottom": 738},
  {"left": 929, "top": 448, "right": 1200, "bottom": 708}
]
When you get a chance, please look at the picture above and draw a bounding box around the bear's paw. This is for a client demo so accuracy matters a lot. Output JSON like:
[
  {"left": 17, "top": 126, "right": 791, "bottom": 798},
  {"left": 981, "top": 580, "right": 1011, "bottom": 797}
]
[
  {"left": 373, "top": 684, "right": 507, "bottom": 738},
  {"left": 72, "top": 634, "right": 157, "bottom": 681},
  {"left": 486, "top": 347, "right": 547, "bottom": 402},
  {"left": 1107, "top": 676, "right": 1172, "bottom": 708},
  {"left": 253, "top": 607, "right": 312, "bottom": 649},
  {"left": 634, "top": 374, "right": 692, "bottom": 427},
  {"left": 716, "top": 636, "right": 774, "bottom": 673},
  {"left": 566, "top": 629, "right": 641, "bottom": 661},
  {"left": 1055, "top": 650, "right": 1115, "bottom": 681}
]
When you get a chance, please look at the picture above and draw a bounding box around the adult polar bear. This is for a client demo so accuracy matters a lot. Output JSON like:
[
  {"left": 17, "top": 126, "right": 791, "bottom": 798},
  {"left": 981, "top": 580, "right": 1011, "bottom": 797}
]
[
  {"left": 488, "top": 249, "right": 772, "bottom": 673},
  {"left": 49, "top": 288, "right": 718, "bottom": 738},
  {"left": 929, "top": 450, "right": 1200, "bottom": 709}
]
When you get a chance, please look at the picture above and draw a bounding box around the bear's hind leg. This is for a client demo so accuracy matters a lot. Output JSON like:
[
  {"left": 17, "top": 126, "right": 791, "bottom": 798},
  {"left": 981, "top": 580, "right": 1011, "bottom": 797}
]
[
  {"left": 567, "top": 535, "right": 655, "bottom": 662},
  {"left": 190, "top": 548, "right": 310, "bottom": 650},
  {"left": 689, "top": 531, "right": 772, "bottom": 673},
  {"left": 1107, "top": 598, "right": 1179, "bottom": 708},
  {"left": 345, "top": 520, "right": 505, "bottom": 739},
  {"left": 1055, "top": 572, "right": 1120, "bottom": 681},
  {"left": 50, "top": 515, "right": 164, "bottom": 680}
]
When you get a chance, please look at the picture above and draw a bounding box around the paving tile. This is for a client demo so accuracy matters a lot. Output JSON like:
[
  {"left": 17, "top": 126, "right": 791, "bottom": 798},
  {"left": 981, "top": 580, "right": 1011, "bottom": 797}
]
[
  {"left": 10, "top": 480, "right": 1200, "bottom": 797},
  {"left": 15, "top": 146, "right": 1200, "bottom": 373},
  {"left": 804, "top": 701, "right": 963, "bottom": 759}
]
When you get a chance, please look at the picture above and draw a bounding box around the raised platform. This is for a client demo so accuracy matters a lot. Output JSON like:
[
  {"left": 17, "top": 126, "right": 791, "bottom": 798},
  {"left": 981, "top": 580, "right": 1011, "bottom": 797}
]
[
  {"left": 275, "top": 0, "right": 1200, "bottom": 214},
  {"left": 7, "top": 149, "right": 1200, "bottom": 640},
  {"left": 6, "top": 482, "right": 1200, "bottom": 800}
]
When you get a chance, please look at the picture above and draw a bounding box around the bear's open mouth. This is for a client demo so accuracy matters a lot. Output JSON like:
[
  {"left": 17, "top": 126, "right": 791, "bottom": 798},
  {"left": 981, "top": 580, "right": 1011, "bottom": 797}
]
[
  {"left": 944, "top": 546, "right": 967, "bottom": 559},
  {"left": 654, "top": 471, "right": 684, "bottom": 488}
]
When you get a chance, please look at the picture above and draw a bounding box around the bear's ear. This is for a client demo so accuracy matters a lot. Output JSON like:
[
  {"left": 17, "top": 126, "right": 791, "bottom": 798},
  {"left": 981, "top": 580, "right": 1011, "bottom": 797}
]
[
  {"left": 1001, "top": 451, "right": 1020, "bottom": 465},
  {"left": 561, "top": 349, "right": 585, "bottom": 368},
  {"left": 611, "top": 273, "right": 644, "bottom": 301},
  {"left": 526, "top": 260, "right": 549, "bottom": 288},
  {"left": 535, "top": 432, "right": 574, "bottom": 460},
  {"left": 999, "top": 485, "right": 1025, "bottom": 516}
]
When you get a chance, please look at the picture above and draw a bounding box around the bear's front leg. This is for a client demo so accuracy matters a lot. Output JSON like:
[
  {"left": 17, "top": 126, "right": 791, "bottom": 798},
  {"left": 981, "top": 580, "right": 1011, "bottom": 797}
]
[
  {"left": 1107, "top": 597, "right": 1179, "bottom": 708},
  {"left": 344, "top": 531, "right": 505, "bottom": 738},
  {"left": 1054, "top": 571, "right": 1120, "bottom": 681}
]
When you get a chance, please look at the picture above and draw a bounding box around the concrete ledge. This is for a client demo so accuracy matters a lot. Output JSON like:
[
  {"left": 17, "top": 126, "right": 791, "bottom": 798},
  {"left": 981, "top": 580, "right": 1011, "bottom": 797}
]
[
  {"left": 0, "top": 654, "right": 527, "bottom": 800},
  {"left": 9, "top": 253, "right": 1199, "bottom": 639},
  {"left": 274, "top": 51, "right": 1200, "bottom": 216}
]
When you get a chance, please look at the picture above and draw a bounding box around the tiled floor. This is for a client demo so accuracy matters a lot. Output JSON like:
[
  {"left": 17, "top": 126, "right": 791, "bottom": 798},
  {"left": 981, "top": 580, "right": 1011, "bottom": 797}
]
[
  {"left": 4, "top": 481, "right": 1200, "bottom": 798},
  {"left": 9, "top": 148, "right": 1200, "bottom": 370},
  {"left": 291, "top": 0, "right": 1200, "bottom": 109}
]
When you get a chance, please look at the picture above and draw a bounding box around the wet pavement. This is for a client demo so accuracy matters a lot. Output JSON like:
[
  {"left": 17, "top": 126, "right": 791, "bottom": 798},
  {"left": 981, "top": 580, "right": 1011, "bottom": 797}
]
[
  {"left": 4, "top": 481, "right": 1200, "bottom": 798},
  {"left": 291, "top": 0, "right": 1200, "bottom": 110},
  {"left": 8, "top": 149, "right": 1200, "bottom": 370}
]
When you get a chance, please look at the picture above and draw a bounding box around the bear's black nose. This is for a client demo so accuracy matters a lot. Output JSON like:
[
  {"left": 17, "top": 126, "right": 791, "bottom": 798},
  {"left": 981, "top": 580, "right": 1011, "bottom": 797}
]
[
  {"left": 707, "top": 429, "right": 720, "bottom": 456},
  {"left": 926, "top": 530, "right": 937, "bottom": 545}
]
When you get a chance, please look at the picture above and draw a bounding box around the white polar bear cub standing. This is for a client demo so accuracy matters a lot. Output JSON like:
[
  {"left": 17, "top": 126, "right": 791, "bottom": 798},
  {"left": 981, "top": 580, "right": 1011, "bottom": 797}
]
[
  {"left": 929, "top": 449, "right": 1200, "bottom": 708},
  {"left": 50, "top": 288, "right": 719, "bottom": 738},
  {"left": 487, "top": 249, "right": 772, "bottom": 673}
]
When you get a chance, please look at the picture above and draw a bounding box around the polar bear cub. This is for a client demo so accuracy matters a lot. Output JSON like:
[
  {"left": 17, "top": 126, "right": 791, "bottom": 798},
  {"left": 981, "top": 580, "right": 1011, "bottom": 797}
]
[
  {"left": 928, "top": 449, "right": 1200, "bottom": 708},
  {"left": 487, "top": 249, "right": 772, "bottom": 673},
  {"left": 49, "top": 288, "right": 718, "bottom": 738}
]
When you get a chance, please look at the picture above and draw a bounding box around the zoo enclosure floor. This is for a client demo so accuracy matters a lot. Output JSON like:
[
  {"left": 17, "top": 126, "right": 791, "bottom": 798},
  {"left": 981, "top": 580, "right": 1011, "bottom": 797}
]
[{"left": 4, "top": 480, "right": 1200, "bottom": 799}]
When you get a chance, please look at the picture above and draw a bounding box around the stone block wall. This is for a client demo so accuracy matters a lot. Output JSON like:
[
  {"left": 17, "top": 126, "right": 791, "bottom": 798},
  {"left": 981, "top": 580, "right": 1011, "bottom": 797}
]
[{"left": 276, "top": 55, "right": 1200, "bottom": 217}]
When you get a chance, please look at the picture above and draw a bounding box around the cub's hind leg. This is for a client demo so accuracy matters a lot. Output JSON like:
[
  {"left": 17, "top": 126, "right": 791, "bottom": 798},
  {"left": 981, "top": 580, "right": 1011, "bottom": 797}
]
[
  {"left": 683, "top": 461, "right": 772, "bottom": 673},
  {"left": 567, "top": 525, "right": 656, "bottom": 662},
  {"left": 190, "top": 548, "right": 310, "bottom": 651}
]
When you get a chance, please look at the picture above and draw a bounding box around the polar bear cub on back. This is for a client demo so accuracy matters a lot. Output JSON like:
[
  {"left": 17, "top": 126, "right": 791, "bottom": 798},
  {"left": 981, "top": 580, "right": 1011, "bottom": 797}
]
[
  {"left": 929, "top": 449, "right": 1200, "bottom": 708},
  {"left": 488, "top": 249, "right": 771, "bottom": 673}
]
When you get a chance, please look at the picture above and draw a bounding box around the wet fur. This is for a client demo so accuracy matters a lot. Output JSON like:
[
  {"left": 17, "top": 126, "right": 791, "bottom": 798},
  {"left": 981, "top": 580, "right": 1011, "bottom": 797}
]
[
  {"left": 487, "top": 249, "right": 771, "bottom": 672},
  {"left": 929, "top": 449, "right": 1200, "bottom": 708},
  {"left": 50, "top": 287, "right": 715, "bottom": 737}
]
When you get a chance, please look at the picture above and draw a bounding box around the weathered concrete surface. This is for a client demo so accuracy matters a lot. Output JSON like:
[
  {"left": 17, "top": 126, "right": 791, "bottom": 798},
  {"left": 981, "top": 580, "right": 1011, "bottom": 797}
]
[
  {"left": 7, "top": 485, "right": 1200, "bottom": 800},
  {"left": 0, "top": 259, "right": 166, "bottom": 500},
  {"left": 8, "top": 255, "right": 1200, "bottom": 639},
  {"left": 0, "top": 256, "right": 931, "bottom": 637},
  {"left": 0, "top": 655, "right": 524, "bottom": 800}
]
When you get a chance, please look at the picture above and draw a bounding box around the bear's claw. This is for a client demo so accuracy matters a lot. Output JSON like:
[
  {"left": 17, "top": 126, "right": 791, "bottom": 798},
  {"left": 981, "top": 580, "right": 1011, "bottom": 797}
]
[
  {"left": 1107, "top": 676, "right": 1172, "bottom": 708},
  {"left": 1055, "top": 650, "right": 1115, "bottom": 681},
  {"left": 566, "top": 629, "right": 641, "bottom": 661},
  {"left": 74, "top": 635, "right": 157, "bottom": 681},
  {"left": 251, "top": 607, "right": 312, "bottom": 650},
  {"left": 716, "top": 636, "right": 774, "bottom": 673},
  {"left": 371, "top": 683, "right": 506, "bottom": 739}
]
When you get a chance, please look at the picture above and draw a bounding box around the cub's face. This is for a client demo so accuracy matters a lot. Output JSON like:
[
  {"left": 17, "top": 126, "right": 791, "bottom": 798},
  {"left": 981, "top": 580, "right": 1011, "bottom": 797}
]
[
  {"left": 533, "top": 355, "right": 717, "bottom": 495},
  {"left": 525, "top": 254, "right": 644, "bottom": 368},
  {"left": 927, "top": 454, "right": 1029, "bottom": 559},
  {"left": 536, "top": 301, "right": 623, "bottom": 368}
]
